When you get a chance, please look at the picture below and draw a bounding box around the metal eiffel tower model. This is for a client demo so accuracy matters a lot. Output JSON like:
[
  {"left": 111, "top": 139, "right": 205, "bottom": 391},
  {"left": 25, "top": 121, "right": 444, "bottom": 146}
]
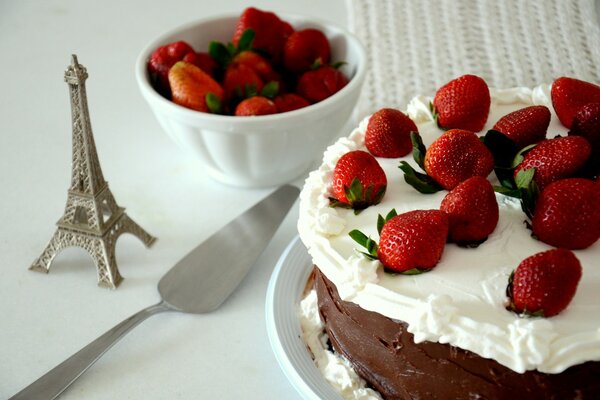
[{"left": 30, "top": 55, "right": 156, "bottom": 289}]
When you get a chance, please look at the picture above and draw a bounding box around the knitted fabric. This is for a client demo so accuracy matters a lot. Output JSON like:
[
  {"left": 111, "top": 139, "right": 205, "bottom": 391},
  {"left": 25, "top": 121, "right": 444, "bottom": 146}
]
[{"left": 347, "top": 0, "right": 600, "bottom": 118}]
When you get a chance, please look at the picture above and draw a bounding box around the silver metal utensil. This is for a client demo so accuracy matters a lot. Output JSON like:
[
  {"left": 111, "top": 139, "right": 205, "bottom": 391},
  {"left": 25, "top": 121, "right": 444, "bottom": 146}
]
[{"left": 10, "top": 184, "right": 299, "bottom": 400}]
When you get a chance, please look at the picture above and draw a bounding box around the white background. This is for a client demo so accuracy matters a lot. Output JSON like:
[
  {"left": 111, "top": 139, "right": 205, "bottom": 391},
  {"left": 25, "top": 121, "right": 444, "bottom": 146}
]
[{"left": 0, "top": 1, "right": 347, "bottom": 398}]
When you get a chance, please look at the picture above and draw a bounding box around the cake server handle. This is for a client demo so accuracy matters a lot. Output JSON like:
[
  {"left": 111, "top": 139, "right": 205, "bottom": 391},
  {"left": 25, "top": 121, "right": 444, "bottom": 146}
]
[{"left": 9, "top": 301, "right": 172, "bottom": 400}]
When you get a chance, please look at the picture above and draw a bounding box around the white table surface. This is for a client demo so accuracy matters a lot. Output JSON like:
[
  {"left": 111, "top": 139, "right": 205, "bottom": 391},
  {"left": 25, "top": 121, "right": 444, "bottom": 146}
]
[{"left": 0, "top": 1, "right": 347, "bottom": 398}]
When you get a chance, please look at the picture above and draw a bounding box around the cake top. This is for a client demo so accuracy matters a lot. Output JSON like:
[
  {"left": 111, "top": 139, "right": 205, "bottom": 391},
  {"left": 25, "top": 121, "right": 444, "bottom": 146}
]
[{"left": 298, "top": 84, "right": 600, "bottom": 374}]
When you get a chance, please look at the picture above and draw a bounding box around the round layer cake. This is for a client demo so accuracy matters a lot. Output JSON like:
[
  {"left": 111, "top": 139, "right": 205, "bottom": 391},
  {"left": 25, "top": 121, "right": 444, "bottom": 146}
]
[{"left": 297, "top": 84, "right": 600, "bottom": 399}]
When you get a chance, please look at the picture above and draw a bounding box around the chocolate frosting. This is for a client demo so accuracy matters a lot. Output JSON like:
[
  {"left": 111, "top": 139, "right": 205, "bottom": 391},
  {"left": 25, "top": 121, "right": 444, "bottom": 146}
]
[{"left": 314, "top": 267, "right": 600, "bottom": 400}]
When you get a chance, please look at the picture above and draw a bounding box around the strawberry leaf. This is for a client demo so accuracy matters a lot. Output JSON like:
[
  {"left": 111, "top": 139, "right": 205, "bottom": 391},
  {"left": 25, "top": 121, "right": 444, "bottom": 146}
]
[
  {"left": 484, "top": 129, "right": 521, "bottom": 189},
  {"left": 226, "top": 43, "right": 237, "bottom": 57},
  {"left": 399, "top": 161, "right": 442, "bottom": 194},
  {"left": 376, "top": 209, "right": 397, "bottom": 235},
  {"left": 515, "top": 168, "right": 539, "bottom": 219},
  {"left": 515, "top": 168, "right": 535, "bottom": 190},
  {"left": 349, "top": 229, "right": 378, "bottom": 260},
  {"left": 331, "top": 61, "right": 347, "bottom": 69},
  {"left": 410, "top": 131, "right": 427, "bottom": 169},
  {"left": 511, "top": 143, "right": 537, "bottom": 168},
  {"left": 399, "top": 267, "right": 431, "bottom": 275},
  {"left": 209, "top": 41, "right": 231, "bottom": 67},
  {"left": 237, "top": 29, "right": 255, "bottom": 52},
  {"left": 205, "top": 92, "right": 222, "bottom": 114},
  {"left": 245, "top": 83, "right": 258, "bottom": 98},
  {"left": 261, "top": 81, "right": 279, "bottom": 99},
  {"left": 430, "top": 102, "right": 445, "bottom": 130},
  {"left": 493, "top": 185, "right": 521, "bottom": 198},
  {"left": 484, "top": 130, "right": 518, "bottom": 167}
]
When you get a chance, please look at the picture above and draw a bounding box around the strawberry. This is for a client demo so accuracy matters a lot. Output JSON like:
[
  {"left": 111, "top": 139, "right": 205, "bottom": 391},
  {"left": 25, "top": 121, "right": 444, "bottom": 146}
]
[
  {"left": 401, "top": 129, "right": 494, "bottom": 192},
  {"left": 168, "top": 61, "right": 223, "bottom": 113},
  {"left": 491, "top": 105, "right": 551, "bottom": 149},
  {"left": 283, "top": 28, "right": 331, "bottom": 73},
  {"left": 210, "top": 29, "right": 282, "bottom": 105},
  {"left": 222, "top": 62, "right": 264, "bottom": 103},
  {"left": 506, "top": 248, "right": 582, "bottom": 317},
  {"left": 551, "top": 77, "right": 600, "bottom": 128},
  {"left": 233, "top": 50, "right": 281, "bottom": 86},
  {"left": 432, "top": 74, "right": 491, "bottom": 132},
  {"left": 331, "top": 150, "right": 387, "bottom": 211},
  {"left": 365, "top": 108, "right": 418, "bottom": 158},
  {"left": 148, "top": 41, "right": 194, "bottom": 97},
  {"left": 531, "top": 178, "right": 600, "bottom": 249},
  {"left": 234, "top": 96, "right": 277, "bottom": 116},
  {"left": 570, "top": 102, "right": 600, "bottom": 155},
  {"left": 182, "top": 51, "right": 218, "bottom": 78},
  {"left": 273, "top": 93, "right": 309, "bottom": 113},
  {"left": 378, "top": 210, "right": 449, "bottom": 273},
  {"left": 440, "top": 176, "right": 499, "bottom": 245},
  {"left": 232, "top": 7, "right": 292, "bottom": 63},
  {"left": 350, "top": 209, "right": 449, "bottom": 273},
  {"left": 296, "top": 65, "right": 349, "bottom": 103},
  {"left": 513, "top": 135, "right": 591, "bottom": 191}
]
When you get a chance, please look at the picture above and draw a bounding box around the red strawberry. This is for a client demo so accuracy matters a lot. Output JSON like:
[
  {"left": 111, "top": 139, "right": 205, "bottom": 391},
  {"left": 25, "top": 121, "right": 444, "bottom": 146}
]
[
  {"left": 283, "top": 28, "right": 331, "bottom": 73},
  {"left": 234, "top": 96, "right": 277, "bottom": 116},
  {"left": 365, "top": 108, "right": 418, "bottom": 158},
  {"left": 273, "top": 93, "right": 309, "bottom": 113},
  {"left": 232, "top": 7, "right": 292, "bottom": 63},
  {"left": 531, "top": 178, "right": 600, "bottom": 249},
  {"left": 432, "top": 74, "right": 491, "bottom": 132},
  {"left": 513, "top": 135, "right": 591, "bottom": 191},
  {"left": 182, "top": 51, "right": 218, "bottom": 78},
  {"left": 424, "top": 129, "right": 494, "bottom": 190},
  {"left": 507, "top": 248, "right": 582, "bottom": 317},
  {"left": 222, "top": 62, "right": 264, "bottom": 102},
  {"left": 570, "top": 102, "right": 600, "bottom": 154},
  {"left": 296, "top": 65, "right": 349, "bottom": 103},
  {"left": 492, "top": 105, "right": 551, "bottom": 149},
  {"left": 168, "top": 61, "right": 223, "bottom": 113},
  {"left": 233, "top": 50, "right": 281, "bottom": 86},
  {"left": 331, "top": 150, "right": 387, "bottom": 210},
  {"left": 378, "top": 210, "right": 449, "bottom": 273},
  {"left": 551, "top": 77, "right": 600, "bottom": 128},
  {"left": 148, "top": 41, "right": 194, "bottom": 97},
  {"left": 440, "top": 176, "right": 499, "bottom": 244}
]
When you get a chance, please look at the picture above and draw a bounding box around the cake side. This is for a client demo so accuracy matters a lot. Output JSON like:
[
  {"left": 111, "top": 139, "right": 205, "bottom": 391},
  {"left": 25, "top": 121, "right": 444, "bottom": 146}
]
[{"left": 314, "top": 268, "right": 600, "bottom": 400}]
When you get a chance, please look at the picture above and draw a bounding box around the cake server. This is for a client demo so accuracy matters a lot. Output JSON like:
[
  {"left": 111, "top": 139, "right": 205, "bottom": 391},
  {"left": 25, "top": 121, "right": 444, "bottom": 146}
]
[{"left": 10, "top": 184, "right": 299, "bottom": 400}]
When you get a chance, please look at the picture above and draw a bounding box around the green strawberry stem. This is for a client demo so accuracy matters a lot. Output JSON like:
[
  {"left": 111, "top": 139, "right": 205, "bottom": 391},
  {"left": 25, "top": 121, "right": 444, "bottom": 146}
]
[
  {"left": 330, "top": 177, "right": 385, "bottom": 214},
  {"left": 399, "top": 132, "right": 443, "bottom": 194},
  {"left": 209, "top": 29, "right": 256, "bottom": 68},
  {"left": 348, "top": 229, "right": 378, "bottom": 260},
  {"left": 516, "top": 168, "right": 539, "bottom": 220},
  {"left": 483, "top": 129, "right": 519, "bottom": 189},
  {"left": 261, "top": 81, "right": 279, "bottom": 99},
  {"left": 377, "top": 209, "right": 397, "bottom": 235},
  {"left": 205, "top": 92, "right": 222, "bottom": 114},
  {"left": 410, "top": 131, "right": 426, "bottom": 169},
  {"left": 399, "top": 161, "right": 442, "bottom": 194}
]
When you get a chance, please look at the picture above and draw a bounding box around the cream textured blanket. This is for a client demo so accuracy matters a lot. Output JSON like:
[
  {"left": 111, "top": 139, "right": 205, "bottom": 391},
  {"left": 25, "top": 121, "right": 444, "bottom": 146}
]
[{"left": 347, "top": 0, "right": 600, "bottom": 117}]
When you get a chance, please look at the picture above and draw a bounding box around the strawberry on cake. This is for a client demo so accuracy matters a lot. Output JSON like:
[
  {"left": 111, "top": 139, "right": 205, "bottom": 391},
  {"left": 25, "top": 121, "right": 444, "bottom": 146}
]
[{"left": 298, "top": 75, "right": 600, "bottom": 399}]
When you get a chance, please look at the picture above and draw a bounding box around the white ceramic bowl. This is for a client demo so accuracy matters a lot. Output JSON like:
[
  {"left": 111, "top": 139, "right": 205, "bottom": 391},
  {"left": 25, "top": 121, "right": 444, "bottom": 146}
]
[{"left": 136, "top": 13, "right": 366, "bottom": 188}]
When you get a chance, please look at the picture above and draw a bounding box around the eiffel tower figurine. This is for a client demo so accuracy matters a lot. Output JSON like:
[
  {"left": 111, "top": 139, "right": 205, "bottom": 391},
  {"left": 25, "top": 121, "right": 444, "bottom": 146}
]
[{"left": 30, "top": 55, "right": 156, "bottom": 289}]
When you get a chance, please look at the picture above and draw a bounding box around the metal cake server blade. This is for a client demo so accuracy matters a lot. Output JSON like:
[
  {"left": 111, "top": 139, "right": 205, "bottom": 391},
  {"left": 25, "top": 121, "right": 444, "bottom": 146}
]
[{"left": 10, "top": 184, "right": 299, "bottom": 400}]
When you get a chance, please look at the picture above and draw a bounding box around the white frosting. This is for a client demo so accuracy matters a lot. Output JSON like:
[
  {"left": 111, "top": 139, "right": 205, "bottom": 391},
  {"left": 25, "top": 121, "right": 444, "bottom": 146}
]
[
  {"left": 299, "top": 290, "right": 383, "bottom": 400},
  {"left": 298, "top": 85, "right": 600, "bottom": 374}
]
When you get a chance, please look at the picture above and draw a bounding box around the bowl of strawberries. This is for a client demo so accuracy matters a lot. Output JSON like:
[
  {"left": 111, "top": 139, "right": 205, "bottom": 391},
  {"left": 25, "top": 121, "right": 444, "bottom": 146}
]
[{"left": 136, "top": 7, "right": 366, "bottom": 188}]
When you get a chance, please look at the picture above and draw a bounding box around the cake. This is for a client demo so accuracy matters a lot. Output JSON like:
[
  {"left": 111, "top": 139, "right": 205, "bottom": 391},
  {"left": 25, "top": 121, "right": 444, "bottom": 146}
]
[{"left": 297, "top": 83, "right": 600, "bottom": 399}]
